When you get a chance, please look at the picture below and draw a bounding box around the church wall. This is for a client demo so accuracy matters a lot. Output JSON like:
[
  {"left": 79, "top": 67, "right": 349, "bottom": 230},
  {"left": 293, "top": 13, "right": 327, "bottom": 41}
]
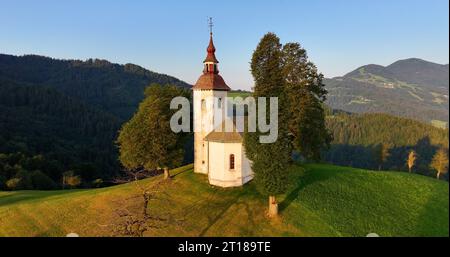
[
  {"left": 207, "top": 141, "right": 225, "bottom": 181},
  {"left": 208, "top": 141, "right": 245, "bottom": 187},
  {"left": 193, "top": 89, "right": 228, "bottom": 174}
]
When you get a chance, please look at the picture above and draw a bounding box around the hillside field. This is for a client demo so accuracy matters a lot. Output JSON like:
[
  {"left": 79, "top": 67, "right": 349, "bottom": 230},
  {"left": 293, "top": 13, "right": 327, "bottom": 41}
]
[{"left": 0, "top": 164, "right": 448, "bottom": 237}]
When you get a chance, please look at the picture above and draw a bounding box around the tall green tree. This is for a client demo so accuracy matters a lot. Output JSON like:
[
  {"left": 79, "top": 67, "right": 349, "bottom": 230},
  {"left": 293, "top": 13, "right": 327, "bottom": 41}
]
[
  {"left": 117, "top": 84, "right": 190, "bottom": 179},
  {"left": 430, "top": 148, "right": 449, "bottom": 179},
  {"left": 244, "top": 33, "right": 291, "bottom": 217},
  {"left": 281, "top": 43, "right": 332, "bottom": 160}
]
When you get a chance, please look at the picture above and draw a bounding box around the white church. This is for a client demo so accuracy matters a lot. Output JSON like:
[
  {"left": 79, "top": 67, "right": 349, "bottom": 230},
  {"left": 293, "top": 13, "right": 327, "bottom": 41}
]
[{"left": 192, "top": 31, "right": 254, "bottom": 187}]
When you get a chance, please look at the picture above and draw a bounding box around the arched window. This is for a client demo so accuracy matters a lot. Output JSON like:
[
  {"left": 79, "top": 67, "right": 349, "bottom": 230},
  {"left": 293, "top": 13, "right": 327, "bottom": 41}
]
[
  {"left": 217, "top": 98, "right": 222, "bottom": 108},
  {"left": 201, "top": 99, "right": 206, "bottom": 110},
  {"left": 229, "top": 154, "right": 235, "bottom": 170}
]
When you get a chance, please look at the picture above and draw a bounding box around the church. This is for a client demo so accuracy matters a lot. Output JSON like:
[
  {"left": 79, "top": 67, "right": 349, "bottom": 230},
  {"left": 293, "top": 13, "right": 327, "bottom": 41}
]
[{"left": 192, "top": 30, "right": 254, "bottom": 187}]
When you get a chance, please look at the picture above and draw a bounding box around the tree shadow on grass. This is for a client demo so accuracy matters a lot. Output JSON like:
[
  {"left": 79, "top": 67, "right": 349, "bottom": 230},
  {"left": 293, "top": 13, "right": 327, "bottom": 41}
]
[
  {"left": 278, "top": 164, "right": 339, "bottom": 212},
  {"left": 170, "top": 167, "right": 192, "bottom": 178},
  {"left": 413, "top": 182, "right": 449, "bottom": 236},
  {"left": 323, "top": 136, "right": 443, "bottom": 178},
  {"left": 198, "top": 193, "right": 242, "bottom": 237},
  {"left": 178, "top": 184, "right": 243, "bottom": 236}
]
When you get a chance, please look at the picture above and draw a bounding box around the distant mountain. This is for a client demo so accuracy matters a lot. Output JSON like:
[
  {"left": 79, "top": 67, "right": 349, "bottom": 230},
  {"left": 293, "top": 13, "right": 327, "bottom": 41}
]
[
  {"left": 0, "top": 54, "right": 191, "bottom": 120},
  {"left": 324, "top": 58, "right": 449, "bottom": 127}
]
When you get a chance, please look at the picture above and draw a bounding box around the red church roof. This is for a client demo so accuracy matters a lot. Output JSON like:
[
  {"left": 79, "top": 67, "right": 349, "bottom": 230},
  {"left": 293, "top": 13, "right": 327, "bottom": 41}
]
[
  {"left": 193, "top": 33, "right": 231, "bottom": 91},
  {"left": 203, "top": 34, "right": 219, "bottom": 63},
  {"left": 194, "top": 73, "right": 230, "bottom": 91}
]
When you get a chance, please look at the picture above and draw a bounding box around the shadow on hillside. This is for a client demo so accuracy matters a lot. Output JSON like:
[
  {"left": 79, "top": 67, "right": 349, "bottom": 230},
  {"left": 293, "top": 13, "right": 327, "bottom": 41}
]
[
  {"left": 178, "top": 184, "right": 244, "bottom": 236},
  {"left": 279, "top": 165, "right": 338, "bottom": 212},
  {"left": 198, "top": 193, "right": 242, "bottom": 237},
  {"left": 323, "top": 136, "right": 444, "bottom": 178},
  {"left": 171, "top": 168, "right": 192, "bottom": 178},
  {"left": 413, "top": 183, "right": 449, "bottom": 236}
]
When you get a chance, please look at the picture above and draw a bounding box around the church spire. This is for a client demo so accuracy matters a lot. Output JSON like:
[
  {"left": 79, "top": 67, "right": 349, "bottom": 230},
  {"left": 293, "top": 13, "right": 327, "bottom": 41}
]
[
  {"left": 193, "top": 18, "right": 230, "bottom": 91},
  {"left": 203, "top": 17, "right": 219, "bottom": 69},
  {"left": 204, "top": 34, "right": 219, "bottom": 65}
]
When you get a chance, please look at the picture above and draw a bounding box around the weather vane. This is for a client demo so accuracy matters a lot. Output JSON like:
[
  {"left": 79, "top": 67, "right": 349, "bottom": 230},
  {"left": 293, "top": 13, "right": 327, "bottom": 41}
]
[{"left": 208, "top": 17, "right": 213, "bottom": 35}]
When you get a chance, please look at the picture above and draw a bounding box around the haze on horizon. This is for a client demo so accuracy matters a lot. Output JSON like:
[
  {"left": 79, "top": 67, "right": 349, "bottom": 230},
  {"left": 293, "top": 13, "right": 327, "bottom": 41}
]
[{"left": 1, "top": 0, "right": 448, "bottom": 90}]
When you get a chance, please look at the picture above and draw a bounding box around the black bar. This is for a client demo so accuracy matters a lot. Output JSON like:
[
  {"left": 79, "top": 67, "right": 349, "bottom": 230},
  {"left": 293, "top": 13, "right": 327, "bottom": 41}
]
[{"left": 1, "top": 237, "right": 448, "bottom": 256}]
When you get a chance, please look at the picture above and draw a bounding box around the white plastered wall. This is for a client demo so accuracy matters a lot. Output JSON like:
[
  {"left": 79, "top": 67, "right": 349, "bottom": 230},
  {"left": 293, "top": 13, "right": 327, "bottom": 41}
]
[
  {"left": 208, "top": 141, "right": 253, "bottom": 187},
  {"left": 193, "top": 89, "right": 228, "bottom": 174}
]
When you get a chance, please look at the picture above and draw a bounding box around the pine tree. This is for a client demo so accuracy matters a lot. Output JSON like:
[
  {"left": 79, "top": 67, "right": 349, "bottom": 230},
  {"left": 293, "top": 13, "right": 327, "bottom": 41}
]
[
  {"left": 117, "top": 84, "right": 190, "bottom": 179},
  {"left": 244, "top": 33, "right": 291, "bottom": 217},
  {"left": 281, "top": 43, "right": 332, "bottom": 161},
  {"left": 430, "top": 148, "right": 449, "bottom": 179}
]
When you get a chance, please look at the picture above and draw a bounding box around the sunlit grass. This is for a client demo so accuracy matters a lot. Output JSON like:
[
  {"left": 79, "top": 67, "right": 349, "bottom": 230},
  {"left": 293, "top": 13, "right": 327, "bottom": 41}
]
[{"left": 0, "top": 163, "right": 448, "bottom": 237}]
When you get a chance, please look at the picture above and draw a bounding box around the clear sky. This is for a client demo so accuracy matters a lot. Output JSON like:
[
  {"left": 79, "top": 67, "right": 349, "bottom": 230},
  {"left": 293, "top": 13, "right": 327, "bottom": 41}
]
[{"left": 1, "top": 0, "right": 448, "bottom": 90}]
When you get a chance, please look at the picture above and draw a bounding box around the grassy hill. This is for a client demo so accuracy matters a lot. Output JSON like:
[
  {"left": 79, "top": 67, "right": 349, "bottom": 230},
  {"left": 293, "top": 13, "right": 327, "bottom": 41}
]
[
  {"left": 0, "top": 163, "right": 448, "bottom": 237},
  {"left": 228, "top": 90, "right": 252, "bottom": 98}
]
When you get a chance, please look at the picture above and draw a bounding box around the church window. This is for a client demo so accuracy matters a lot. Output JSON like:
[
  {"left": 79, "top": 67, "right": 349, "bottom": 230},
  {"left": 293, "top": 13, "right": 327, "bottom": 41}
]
[
  {"left": 218, "top": 98, "right": 222, "bottom": 108},
  {"left": 201, "top": 99, "right": 206, "bottom": 110},
  {"left": 229, "top": 154, "right": 235, "bottom": 170}
]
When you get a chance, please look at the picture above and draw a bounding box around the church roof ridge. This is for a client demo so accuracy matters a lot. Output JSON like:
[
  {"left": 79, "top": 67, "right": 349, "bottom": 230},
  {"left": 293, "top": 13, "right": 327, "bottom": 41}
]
[{"left": 204, "top": 118, "right": 246, "bottom": 143}]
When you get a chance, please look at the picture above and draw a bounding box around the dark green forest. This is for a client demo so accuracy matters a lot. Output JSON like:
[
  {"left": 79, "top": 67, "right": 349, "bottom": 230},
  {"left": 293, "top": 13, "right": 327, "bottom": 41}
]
[
  {"left": 324, "top": 112, "right": 449, "bottom": 179},
  {"left": 0, "top": 81, "right": 121, "bottom": 189},
  {"left": 0, "top": 54, "right": 190, "bottom": 119},
  {"left": 0, "top": 54, "right": 191, "bottom": 190}
]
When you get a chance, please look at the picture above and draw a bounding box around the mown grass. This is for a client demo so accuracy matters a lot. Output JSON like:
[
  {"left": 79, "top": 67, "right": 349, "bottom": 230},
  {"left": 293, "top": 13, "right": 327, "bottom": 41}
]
[
  {"left": 0, "top": 163, "right": 448, "bottom": 237},
  {"left": 227, "top": 91, "right": 252, "bottom": 98}
]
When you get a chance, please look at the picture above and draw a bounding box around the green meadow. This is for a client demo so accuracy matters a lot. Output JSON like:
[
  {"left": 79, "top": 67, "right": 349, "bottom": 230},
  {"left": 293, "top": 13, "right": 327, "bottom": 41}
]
[{"left": 0, "top": 164, "right": 448, "bottom": 237}]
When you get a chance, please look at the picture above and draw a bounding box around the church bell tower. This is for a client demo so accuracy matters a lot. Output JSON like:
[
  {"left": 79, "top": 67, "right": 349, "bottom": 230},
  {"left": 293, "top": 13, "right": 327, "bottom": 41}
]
[{"left": 192, "top": 18, "right": 231, "bottom": 174}]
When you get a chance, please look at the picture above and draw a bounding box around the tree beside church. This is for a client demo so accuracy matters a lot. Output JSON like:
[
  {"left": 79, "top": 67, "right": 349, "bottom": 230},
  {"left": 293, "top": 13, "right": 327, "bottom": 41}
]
[{"left": 117, "top": 84, "right": 190, "bottom": 178}]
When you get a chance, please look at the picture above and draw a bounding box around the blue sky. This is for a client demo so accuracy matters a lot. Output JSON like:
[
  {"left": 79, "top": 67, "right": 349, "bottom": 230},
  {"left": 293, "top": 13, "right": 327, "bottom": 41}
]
[{"left": 1, "top": 0, "right": 448, "bottom": 90}]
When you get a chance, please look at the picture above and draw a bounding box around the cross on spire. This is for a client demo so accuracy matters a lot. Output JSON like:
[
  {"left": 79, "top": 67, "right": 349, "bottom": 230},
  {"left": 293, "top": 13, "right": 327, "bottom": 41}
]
[
  {"left": 192, "top": 18, "right": 230, "bottom": 91},
  {"left": 208, "top": 17, "right": 213, "bottom": 35}
]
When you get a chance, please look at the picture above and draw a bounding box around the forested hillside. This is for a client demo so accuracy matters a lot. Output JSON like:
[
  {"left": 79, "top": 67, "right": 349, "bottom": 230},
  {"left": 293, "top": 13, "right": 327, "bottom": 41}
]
[
  {"left": 0, "top": 80, "right": 122, "bottom": 189},
  {"left": 0, "top": 54, "right": 192, "bottom": 190},
  {"left": 324, "top": 113, "right": 449, "bottom": 178},
  {"left": 0, "top": 54, "right": 191, "bottom": 120}
]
